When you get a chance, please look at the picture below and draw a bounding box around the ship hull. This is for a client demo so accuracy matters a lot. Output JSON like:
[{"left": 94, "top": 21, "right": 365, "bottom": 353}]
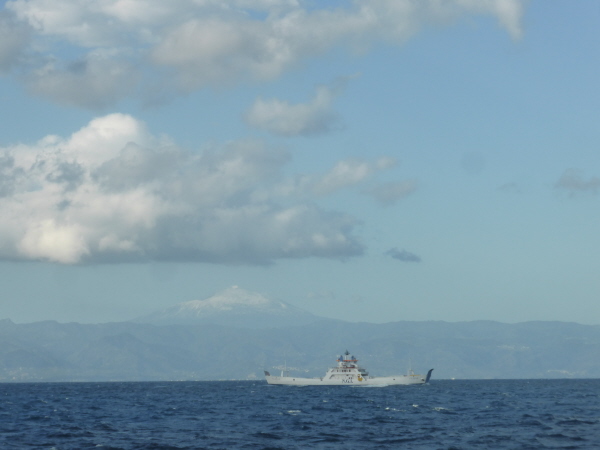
[{"left": 266, "top": 370, "right": 432, "bottom": 386}]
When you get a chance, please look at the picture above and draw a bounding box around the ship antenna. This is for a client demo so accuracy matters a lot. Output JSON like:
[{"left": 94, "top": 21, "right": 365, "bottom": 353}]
[{"left": 284, "top": 352, "right": 291, "bottom": 377}]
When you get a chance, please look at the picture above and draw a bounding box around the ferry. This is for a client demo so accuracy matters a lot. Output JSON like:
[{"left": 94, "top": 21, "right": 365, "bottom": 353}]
[{"left": 264, "top": 350, "right": 433, "bottom": 386}]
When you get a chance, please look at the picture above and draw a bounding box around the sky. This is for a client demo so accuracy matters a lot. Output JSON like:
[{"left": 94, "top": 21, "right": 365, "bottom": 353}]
[{"left": 1, "top": 0, "right": 599, "bottom": 325}]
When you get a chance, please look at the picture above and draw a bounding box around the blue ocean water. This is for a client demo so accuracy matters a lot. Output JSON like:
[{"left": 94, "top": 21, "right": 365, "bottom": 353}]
[{"left": 1, "top": 379, "right": 599, "bottom": 449}]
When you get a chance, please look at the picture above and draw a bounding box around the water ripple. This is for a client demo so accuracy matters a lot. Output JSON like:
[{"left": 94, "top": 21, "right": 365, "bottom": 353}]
[{"left": 1, "top": 379, "right": 599, "bottom": 449}]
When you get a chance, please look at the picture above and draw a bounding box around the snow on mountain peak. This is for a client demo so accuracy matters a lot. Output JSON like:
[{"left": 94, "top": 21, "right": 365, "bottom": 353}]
[
  {"left": 133, "top": 286, "right": 321, "bottom": 328},
  {"left": 181, "top": 286, "right": 278, "bottom": 312}
]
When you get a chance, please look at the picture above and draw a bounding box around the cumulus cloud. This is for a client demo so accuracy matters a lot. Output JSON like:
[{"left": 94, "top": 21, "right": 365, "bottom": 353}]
[
  {"left": 4, "top": 0, "right": 525, "bottom": 107},
  {"left": 0, "top": 113, "right": 364, "bottom": 264},
  {"left": 386, "top": 247, "right": 422, "bottom": 263},
  {"left": 244, "top": 79, "right": 349, "bottom": 136},
  {"left": 555, "top": 169, "right": 600, "bottom": 196}
]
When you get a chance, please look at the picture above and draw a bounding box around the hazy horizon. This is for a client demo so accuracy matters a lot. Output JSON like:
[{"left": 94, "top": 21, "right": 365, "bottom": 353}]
[{"left": 2, "top": 285, "right": 598, "bottom": 327}]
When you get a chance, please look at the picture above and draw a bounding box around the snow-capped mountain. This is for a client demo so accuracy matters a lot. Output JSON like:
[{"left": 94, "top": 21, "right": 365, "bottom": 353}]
[{"left": 133, "top": 286, "right": 322, "bottom": 328}]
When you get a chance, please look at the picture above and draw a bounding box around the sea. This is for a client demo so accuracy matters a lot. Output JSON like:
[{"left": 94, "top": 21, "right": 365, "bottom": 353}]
[{"left": 1, "top": 379, "right": 599, "bottom": 449}]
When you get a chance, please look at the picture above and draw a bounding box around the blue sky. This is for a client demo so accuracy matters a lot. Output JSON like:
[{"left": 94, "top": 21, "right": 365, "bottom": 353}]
[{"left": 1, "top": 0, "right": 599, "bottom": 325}]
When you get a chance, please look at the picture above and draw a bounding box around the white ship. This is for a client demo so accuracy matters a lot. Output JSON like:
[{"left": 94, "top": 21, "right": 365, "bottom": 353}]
[{"left": 264, "top": 350, "right": 433, "bottom": 386}]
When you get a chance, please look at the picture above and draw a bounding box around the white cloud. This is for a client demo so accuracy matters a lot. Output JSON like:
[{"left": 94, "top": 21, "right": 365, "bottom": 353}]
[
  {"left": 312, "top": 157, "right": 396, "bottom": 196},
  {"left": 458, "top": 0, "right": 524, "bottom": 40},
  {"left": 0, "top": 10, "right": 31, "bottom": 72},
  {"left": 0, "top": 113, "right": 363, "bottom": 264},
  {"left": 17, "top": 219, "right": 90, "bottom": 264},
  {"left": 8, "top": 0, "right": 170, "bottom": 47},
  {"left": 24, "top": 52, "right": 139, "bottom": 109},
  {"left": 244, "top": 81, "right": 345, "bottom": 136},
  {"left": 4, "top": 0, "right": 525, "bottom": 107}
]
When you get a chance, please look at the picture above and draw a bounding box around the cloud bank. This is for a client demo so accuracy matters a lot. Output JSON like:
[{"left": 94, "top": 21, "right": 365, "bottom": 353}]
[
  {"left": 3, "top": 0, "right": 524, "bottom": 108},
  {"left": 0, "top": 114, "right": 373, "bottom": 264}
]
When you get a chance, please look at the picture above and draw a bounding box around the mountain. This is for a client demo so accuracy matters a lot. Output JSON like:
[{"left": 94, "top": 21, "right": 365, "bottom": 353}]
[
  {"left": 1, "top": 316, "right": 600, "bottom": 382},
  {"left": 2, "top": 287, "right": 600, "bottom": 381},
  {"left": 133, "top": 286, "right": 323, "bottom": 328}
]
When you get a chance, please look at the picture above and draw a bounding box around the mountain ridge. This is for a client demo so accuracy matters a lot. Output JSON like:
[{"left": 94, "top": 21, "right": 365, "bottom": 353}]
[
  {"left": 1, "top": 317, "right": 600, "bottom": 382},
  {"left": 3, "top": 287, "right": 600, "bottom": 381}
]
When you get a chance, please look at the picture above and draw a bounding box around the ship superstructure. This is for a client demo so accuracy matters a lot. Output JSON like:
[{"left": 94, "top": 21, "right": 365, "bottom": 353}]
[{"left": 264, "top": 350, "right": 433, "bottom": 386}]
